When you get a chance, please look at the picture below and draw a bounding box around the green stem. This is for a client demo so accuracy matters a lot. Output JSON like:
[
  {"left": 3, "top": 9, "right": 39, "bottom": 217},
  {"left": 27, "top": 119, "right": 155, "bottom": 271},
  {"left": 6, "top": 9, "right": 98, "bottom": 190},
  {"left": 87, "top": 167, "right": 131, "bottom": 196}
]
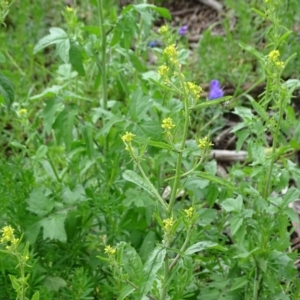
[
  {"left": 160, "top": 257, "right": 169, "bottom": 300},
  {"left": 264, "top": 87, "right": 284, "bottom": 199},
  {"left": 169, "top": 225, "right": 192, "bottom": 271},
  {"left": 97, "top": 0, "right": 108, "bottom": 152},
  {"left": 168, "top": 98, "right": 189, "bottom": 215},
  {"left": 252, "top": 260, "right": 261, "bottom": 300},
  {"left": 135, "top": 158, "right": 168, "bottom": 211}
]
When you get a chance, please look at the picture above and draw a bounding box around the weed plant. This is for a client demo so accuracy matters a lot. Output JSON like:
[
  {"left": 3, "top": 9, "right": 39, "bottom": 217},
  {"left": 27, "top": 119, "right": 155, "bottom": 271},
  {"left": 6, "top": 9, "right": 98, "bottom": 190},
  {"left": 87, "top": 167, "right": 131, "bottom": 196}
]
[{"left": 1, "top": 0, "right": 300, "bottom": 299}]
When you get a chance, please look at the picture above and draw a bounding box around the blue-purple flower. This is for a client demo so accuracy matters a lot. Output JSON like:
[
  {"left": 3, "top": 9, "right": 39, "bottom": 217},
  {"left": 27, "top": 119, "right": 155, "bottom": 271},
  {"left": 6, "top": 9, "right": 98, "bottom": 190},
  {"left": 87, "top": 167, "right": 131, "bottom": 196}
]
[
  {"left": 208, "top": 79, "right": 224, "bottom": 100},
  {"left": 178, "top": 25, "right": 188, "bottom": 36}
]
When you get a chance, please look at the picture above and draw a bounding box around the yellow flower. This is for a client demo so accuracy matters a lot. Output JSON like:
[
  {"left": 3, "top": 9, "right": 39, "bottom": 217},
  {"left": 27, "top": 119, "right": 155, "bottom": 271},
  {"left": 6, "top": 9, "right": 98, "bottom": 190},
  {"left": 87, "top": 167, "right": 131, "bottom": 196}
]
[
  {"left": 185, "top": 82, "right": 202, "bottom": 99},
  {"left": 0, "top": 225, "right": 15, "bottom": 243},
  {"left": 158, "top": 25, "right": 168, "bottom": 34},
  {"left": 163, "top": 44, "right": 178, "bottom": 64},
  {"left": 158, "top": 65, "right": 169, "bottom": 77},
  {"left": 163, "top": 217, "right": 174, "bottom": 233},
  {"left": 184, "top": 207, "right": 194, "bottom": 218},
  {"left": 121, "top": 132, "right": 135, "bottom": 143},
  {"left": 66, "top": 6, "right": 73, "bottom": 12},
  {"left": 104, "top": 245, "right": 116, "bottom": 255},
  {"left": 18, "top": 108, "right": 27, "bottom": 117},
  {"left": 162, "top": 117, "right": 175, "bottom": 130},
  {"left": 198, "top": 136, "right": 214, "bottom": 149},
  {"left": 268, "top": 50, "right": 284, "bottom": 68},
  {"left": 268, "top": 50, "right": 280, "bottom": 62}
]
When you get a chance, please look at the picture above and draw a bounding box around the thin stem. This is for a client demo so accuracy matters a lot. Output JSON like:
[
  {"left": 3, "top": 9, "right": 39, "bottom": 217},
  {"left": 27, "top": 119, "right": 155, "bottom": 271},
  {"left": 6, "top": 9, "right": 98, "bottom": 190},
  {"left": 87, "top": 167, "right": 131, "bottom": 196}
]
[
  {"left": 97, "top": 0, "right": 108, "bottom": 152},
  {"left": 252, "top": 260, "right": 261, "bottom": 300},
  {"left": 168, "top": 97, "right": 189, "bottom": 215},
  {"left": 160, "top": 257, "right": 169, "bottom": 300},
  {"left": 264, "top": 88, "right": 285, "bottom": 199},
  {"left": 169, "top": 226, "right": 192, "bottom": 271},
  {"left": 135, "top": 158, "right": 168, "bottom": 211},
  {"left": 125, "top": 280, "right": 156, "bottom": 300}
]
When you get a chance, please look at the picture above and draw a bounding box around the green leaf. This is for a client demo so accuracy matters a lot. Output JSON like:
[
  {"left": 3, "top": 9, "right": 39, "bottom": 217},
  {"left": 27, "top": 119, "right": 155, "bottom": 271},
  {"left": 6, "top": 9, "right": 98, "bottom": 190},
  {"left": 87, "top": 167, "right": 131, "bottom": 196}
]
[
  {"left": 123, "top": 170, "right": 155, "bottom": 198},
  {"left": 230, "top": 216, "right": 243, "bottom": 236},
  {"left": 41, "top": 98, "right": 64, "bottom": 134},
  {"left": 133, "top": 4, "right": 171, "bottom": 20},
  {"left": 123, "top": 188, "right": 153, "bottom": 207},
  {"left": 282, "top": 187, "right": 300, "bottom": 206},
  {"left": 118, "top": 242, "right": 143, "bottom": 279},
  {"left": 191, "top": 96, "right": 232, "bottom": 110},
  {"left": 31, "top": 291, "right": 40, "bottom": 300},
  {"left": 34, "top": 27, "right": 68, "bottom": 54},
  {"left": 0, "top": 73, "right": 14, "bottom": 108},
  {"left": 118, "top": 285, "right": 135, "bottom": 300},
  {"left": 9, "top": 275, "right": 19, "bottom": 291},
  {"left": 81, "top": 122, "right": 94, "bottom": 159},
  {"left": 249, "top": 96, "right": 269, "bottom": 122},
  {"left": 44, "top": 276, "right": 67, "bottom": 291},
  {"left": 221, "top": 196, "right": 243, "bottom": 212},
  {"left": 185, "top": 241, "right": 227, "bottom": 255},
  {"left": 140, "top": 247, "right": 166, "bottom": 296},
  {"left": 53, "top": 108, "right": 75, "bottom": 151},
  {"left": 196, "top": 171, "right": 234, "bottom": 189},
  {"left": 239, "top": 42, "right": 265, "bottom": 62},
  {"left": 69, "top": 41, "right": 86, "bottom": 76},
  {"left": 40, "top": 213, "right": 67, "bottom": 242},
  {"left": 229, "top": 276, "right": 248, "bottom": 291},
  {"left": 26, "top": 188, "right": 54, "bottom": 217},
  {"left": 98, "top": 113, "right": 123, "bottom": 136},
  {"left": 0, "top": 51, "right": 6, "bottom": 63}
]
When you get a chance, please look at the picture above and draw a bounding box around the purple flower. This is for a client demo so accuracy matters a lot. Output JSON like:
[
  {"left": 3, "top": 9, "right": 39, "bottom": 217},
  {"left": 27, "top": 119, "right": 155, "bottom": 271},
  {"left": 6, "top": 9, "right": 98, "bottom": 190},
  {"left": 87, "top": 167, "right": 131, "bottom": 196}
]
[
  {"left": 208, "top": 79, "right": 224, "bottom": 100},
  {"left": 149, "top": 41, "right": 159, "bottom": 48},
  {"left": 178, "top": 25, "right": 188, "bottom": 36}
]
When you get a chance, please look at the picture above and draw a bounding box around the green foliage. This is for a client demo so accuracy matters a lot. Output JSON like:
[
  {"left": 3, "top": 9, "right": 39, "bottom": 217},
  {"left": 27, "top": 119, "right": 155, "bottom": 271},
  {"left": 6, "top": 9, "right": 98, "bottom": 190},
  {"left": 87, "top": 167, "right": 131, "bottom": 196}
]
[{"left": 0, "top": 0, "right": 300, "bottom": 299}]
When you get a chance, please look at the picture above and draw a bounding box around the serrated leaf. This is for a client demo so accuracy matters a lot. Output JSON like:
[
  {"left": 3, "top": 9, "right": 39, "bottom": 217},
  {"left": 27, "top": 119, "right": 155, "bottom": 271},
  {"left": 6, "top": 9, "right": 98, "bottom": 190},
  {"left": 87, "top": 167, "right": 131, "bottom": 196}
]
[
  {"left": 0, "top": 73, "right": 14, "bottom": 108},
  {"left": 44, "top": 276, "right": 66, "bottom": 292},
  {"left": 185, "top": 241, "right": 226, "bottom": 255},
  {"left": 140, "top": 247, "right": 166, "bottom": 297},
  {"left": 123, "top": 170, "right": 155, "bottom": 198},
  {"left": 40, "top": 213, "right": 67, "bottom": 242},
  {"left": 26, "top": 188, "right": 54, "bottom": 217},
  {"left": 239, "top": 42, "right": 265, "bottom": 62},
  {"left": 69, "top": 41, "right": 85, "bottom": 76},
  {"left": 34, "top": 27, "right": 68, "bottom": 54},
  {"left": 249, "top": 97, "right": 269, "bottom": 122}
]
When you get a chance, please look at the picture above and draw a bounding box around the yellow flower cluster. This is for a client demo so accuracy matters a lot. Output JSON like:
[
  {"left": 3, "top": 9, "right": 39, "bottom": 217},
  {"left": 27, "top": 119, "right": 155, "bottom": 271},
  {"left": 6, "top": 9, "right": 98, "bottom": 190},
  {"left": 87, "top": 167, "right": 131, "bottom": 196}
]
[
  {"left": 121, "top": 132, "right": 135, "bottom": 143},
  {"left": 0, "top": 226, "right": 19, "bottom": 249},
  {"left": 184, "top": 207, "right": 194, "bottom": 218},
  {"left": 163, "top": 44, "right": 178, "bottom": 64},
  {"left": 18, "top": 108, "right": 27, "bottom": 117},
  {"left": 198, "top": 136, "right": 214, "bottom": 149},
  {"left": 163, "top": 217, "right": 174, "bottom": 233},
  {"left": 185, "top": 82, "right": 202, "bottom": 99},
  {"left": 161, "top": 117, "right": 175, "bottom": 130},
  {"left": 158, "top": 25, "right": 168, "bottom": 34},
  {"left": 104, "top": 245, "right": 116, "bottom": 255},
  {"left": 268, "top": 50, "right": 284, "bottom": 68},
  {"left": 158, "top": 65, "right": 169, "bottom": 77}
]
